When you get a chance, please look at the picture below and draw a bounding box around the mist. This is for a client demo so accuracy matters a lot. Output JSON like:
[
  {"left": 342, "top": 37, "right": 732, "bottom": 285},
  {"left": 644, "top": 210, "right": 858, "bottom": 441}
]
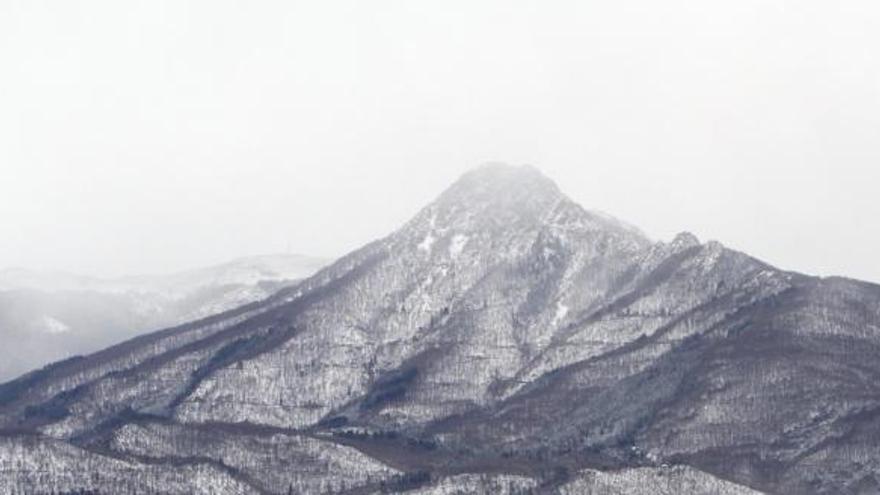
[{"left": 2, "top": 0, "right": 878, "bottom": 282}]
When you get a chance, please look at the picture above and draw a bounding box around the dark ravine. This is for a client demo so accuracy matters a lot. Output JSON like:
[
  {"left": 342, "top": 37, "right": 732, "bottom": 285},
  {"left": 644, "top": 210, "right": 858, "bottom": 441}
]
[{"left": 1, "top": 164, "right": 878, "bottom": 494}]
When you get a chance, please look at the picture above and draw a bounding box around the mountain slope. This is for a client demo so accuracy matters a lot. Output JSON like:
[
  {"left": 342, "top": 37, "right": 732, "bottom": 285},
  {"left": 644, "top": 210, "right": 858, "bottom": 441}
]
[
  {"left": 0, "top": 254, "right": 328, "bottom": 381},
  {"left": 1, "top": 164, "right": 878, "bottom": 494}
]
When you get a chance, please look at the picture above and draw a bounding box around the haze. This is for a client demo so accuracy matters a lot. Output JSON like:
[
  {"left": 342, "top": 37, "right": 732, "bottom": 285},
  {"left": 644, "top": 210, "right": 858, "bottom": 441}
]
[{"left": 1, "top": 1, "right": 878, "bottom": 283}]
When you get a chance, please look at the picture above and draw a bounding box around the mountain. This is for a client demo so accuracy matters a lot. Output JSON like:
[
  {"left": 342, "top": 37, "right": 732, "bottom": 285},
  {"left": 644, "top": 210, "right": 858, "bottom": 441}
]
[
  {"left": 1, "top": 164, "right": 879, "bottom": 494},
  {"left": 0, "top": 254, "right": 328, "bottom": 381}
]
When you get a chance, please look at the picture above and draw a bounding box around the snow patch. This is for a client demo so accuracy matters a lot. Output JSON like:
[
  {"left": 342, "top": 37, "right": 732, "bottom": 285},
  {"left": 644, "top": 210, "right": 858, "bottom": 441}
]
[
  {"left": 39, "top": 316, "right": 71, "bottom": 334},
  {"left": 449, "top": 234, "right": 469, "bottom": 258},
  {"left": 418, "top": 233, "right": 436, "bottom": 253},
  {"left": 552, "top": 301, "right": 569, "bottom": 326}
]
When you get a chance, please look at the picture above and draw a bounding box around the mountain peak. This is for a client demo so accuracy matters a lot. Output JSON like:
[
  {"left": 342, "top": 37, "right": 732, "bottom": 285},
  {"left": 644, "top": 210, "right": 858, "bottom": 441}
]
[
  {"left": 459, "top": 162, "right": 550, "bottom": 182},
  {"left": 391, "top": 164, "right": 568, "bottom": 249},
  {"left": 428, "top": 163, "right": 563, "bottom": 223},
  {"left": 445, "top": 163, "right": 561, "bottom": 202},
  {"left": 395, "top": 164, "right": 649, "bottom": 261}
]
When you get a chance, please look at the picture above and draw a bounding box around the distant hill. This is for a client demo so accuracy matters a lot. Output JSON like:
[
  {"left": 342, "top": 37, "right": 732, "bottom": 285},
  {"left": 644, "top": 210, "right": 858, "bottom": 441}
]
[{"left": 0, "top": 254, "right": 327, "bottom": 381}]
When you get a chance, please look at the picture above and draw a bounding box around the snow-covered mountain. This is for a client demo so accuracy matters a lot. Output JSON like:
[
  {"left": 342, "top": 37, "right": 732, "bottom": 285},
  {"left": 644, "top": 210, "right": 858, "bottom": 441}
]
[
  {"left": 0, "top": 254, "right": 327, "bottom": 381},
  {"left": 0, "top": 164, "right": 878, "bottom": 494}
]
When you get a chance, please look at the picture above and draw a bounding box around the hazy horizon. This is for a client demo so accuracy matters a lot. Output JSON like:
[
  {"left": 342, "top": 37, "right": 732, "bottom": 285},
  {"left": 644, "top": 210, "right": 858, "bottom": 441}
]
[
  {"left": 2, "top": 1, "right": 879, "bottom": 282},
  {"left": 0, "top": 252, "right": 329, "bottom": 280}
]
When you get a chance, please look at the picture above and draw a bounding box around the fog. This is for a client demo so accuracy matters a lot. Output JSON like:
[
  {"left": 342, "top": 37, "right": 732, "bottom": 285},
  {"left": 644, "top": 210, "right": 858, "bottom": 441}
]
[{"left": 1, "top": 0, "right": 878, "bottom": 282}]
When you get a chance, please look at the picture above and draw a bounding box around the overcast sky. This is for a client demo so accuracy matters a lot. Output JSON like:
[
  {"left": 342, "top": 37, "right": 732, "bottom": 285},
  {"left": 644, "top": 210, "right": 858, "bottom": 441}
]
[{"left": 1, "top": 1, "right": 878, "bottom": 282}]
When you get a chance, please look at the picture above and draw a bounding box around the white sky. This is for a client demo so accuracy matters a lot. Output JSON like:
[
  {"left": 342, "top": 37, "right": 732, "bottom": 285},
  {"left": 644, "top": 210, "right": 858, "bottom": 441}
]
[{"left": 1, "top": 1, "right": 878, "bottom": 282}]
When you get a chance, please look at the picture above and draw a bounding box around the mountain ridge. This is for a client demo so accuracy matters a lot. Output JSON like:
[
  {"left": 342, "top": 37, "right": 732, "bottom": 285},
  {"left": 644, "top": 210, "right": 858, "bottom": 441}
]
[
  {"left": 0, "top": 253, "right": 328, "bottom": 293},
  {"left": 0, "top": 254, "right": 328, "bottom": 382}
]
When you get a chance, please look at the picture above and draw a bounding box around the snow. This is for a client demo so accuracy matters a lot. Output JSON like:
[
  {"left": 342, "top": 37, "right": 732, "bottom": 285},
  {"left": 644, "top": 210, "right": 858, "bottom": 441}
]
[
  {"left": 552, "top": 301, "right": 569, "bottom": 326},
  {"left": 418, "top": 233, "right": 436, "bottom": 253},
  {"left": 449, "top": 234, "right": 469, "bottom": 258},
  {"left": 0, "top": 163, "right": 862, "bottom": 495},
  {"left": 39, "top": 316, "right": 71, "bottom": 334},
  {"left": 0, "top": 254, "right": 327, "bottom": 296}
]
